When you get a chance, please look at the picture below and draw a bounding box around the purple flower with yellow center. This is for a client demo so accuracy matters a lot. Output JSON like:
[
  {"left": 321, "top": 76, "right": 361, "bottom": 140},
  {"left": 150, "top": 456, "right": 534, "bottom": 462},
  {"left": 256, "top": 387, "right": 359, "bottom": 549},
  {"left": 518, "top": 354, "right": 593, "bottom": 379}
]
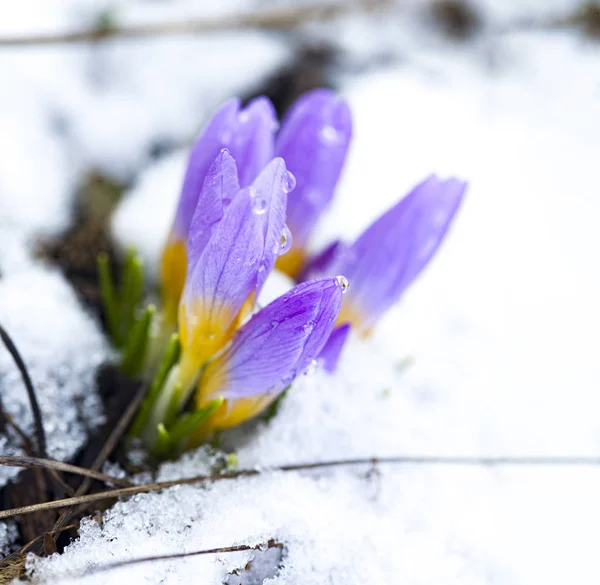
[
  {"left": 190, "top": 276, "right": 343, "bottom": 441},
  {"left": 176, "top": 150, "right": 294, "bottom": 394},
  {"left": 274, "top": 89, "right": 352, "bottom": 278},
  {"left": 161, "top": 97, "right": 276, "bottom": 323},
  {"left": 311, "top": 174, "right": 467, "bottom": 338}
]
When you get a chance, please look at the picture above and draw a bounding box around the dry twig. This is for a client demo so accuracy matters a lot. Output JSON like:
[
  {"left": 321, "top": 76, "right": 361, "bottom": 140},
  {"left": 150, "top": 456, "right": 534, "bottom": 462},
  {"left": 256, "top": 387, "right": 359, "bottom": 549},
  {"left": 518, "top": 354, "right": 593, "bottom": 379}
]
[
  {"left": 0, "top": 455, "right": 131, "bottom": 487},
  {"left": 3, "top": 454, "right": 600, "bottom": 521},
  {"left": 84, "top": 539, "right": 283, "bottom": 575},
  {"left": 0, "top": 0, "right": 390, "bottom": 47}
]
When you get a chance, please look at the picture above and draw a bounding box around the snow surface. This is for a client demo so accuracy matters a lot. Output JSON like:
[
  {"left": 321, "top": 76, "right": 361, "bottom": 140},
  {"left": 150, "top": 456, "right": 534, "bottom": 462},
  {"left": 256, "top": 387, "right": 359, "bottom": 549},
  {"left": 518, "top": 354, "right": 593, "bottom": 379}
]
[
  {"left": 0, "top": 264, "right": 110, "bottom": 487},
  {"left": 1, "top": 0, "right": 600, "bottom": 582}
]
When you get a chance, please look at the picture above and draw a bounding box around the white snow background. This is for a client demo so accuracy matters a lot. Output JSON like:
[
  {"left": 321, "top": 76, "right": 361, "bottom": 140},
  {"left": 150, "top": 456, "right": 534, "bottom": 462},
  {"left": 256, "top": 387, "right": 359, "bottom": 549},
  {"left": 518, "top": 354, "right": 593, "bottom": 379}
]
[{"left": 0, "top": 0, "right": 599, "bottom": 583}]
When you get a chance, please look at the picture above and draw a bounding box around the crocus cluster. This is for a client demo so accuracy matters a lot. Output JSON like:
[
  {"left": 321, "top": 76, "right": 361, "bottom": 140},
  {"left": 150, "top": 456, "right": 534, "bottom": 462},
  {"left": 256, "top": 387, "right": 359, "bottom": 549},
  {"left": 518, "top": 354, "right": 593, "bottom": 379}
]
[{"left": 131, "top": 89, "right": 467, "bottom": 454}]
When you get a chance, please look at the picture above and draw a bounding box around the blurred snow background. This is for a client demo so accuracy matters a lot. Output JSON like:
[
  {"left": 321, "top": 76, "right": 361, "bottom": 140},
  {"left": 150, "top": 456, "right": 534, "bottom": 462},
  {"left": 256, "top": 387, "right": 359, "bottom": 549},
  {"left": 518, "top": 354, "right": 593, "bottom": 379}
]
[{"left": 1, "top": 0, "right": 600, "bottom": 583}]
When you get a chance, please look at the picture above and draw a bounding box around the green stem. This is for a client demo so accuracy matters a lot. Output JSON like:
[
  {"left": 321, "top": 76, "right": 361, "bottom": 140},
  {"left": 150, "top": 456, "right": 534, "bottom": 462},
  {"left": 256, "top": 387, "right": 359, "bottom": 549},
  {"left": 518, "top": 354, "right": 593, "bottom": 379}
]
[
  {"left": 120, "top": 305, "right": 155, "bottom": 377},
  {"left": 97, "top": 252, "right": 121, "bottom": 346},
  {"left": 129, "top": 334, "right": 180, "bottom": 439}
]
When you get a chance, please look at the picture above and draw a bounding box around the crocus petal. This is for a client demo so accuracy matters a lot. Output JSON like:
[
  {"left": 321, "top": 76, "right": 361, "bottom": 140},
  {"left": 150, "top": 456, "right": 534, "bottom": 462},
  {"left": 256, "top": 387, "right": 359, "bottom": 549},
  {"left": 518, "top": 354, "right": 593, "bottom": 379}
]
[
  {"left": 195, "top": 277, "right": 344, "bottom": 430},
  {"left": 275, "top": 89, "right": 352, "bottom": 277},
  {"left": 319, "top": 323, "right": 351, "bottom": 373},
  {"left": 177, "top": 158, "right": 291, "bottom": 388},
  {"left": 173, "top": 97, "right": 276, "bottom": 240},
  {"left": 333, "top": 175, "right": 467, "bottom": 334},
  {"left": 187, "top": 149, "right": 240, "bottom": 271},
  {"left": 298, "top": 239, "right": 346, "bottom": 282},
  {"left": 250, "top": 157, "right": 292, "bottom": 294},
  {"left": 161, "top": 150, "right": 240, "bottom": 324},
  {"left": 178, "top": 186, "right": 264, "bottom": 386}
]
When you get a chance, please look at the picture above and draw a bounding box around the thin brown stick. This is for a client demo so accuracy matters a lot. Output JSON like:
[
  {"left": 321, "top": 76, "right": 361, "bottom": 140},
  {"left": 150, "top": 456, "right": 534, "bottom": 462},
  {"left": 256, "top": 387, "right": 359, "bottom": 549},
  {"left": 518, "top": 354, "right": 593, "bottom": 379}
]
[
  {"left": 84, "top": 539, "right": 282, "bottom": 575},
  {"left": 17, "top": 517, "right": 101, "bottom": 557},
  {"left": 0, "top": 324, "right": 72, "bottom": 500},
  {"left": 4, "top": 454, "right": 600, "bottom": 521},
  {"left": 0, "top": 407, "right": 35, "bottom": 453},
  {"left": 0, "top": 324, "right": 47, "bottom": 457},
  {"left": 0, "top": 455, "right": 131, "bottom": 487},
  {"left": 0, "top": 0, "right": 389, "bottom": 47}
]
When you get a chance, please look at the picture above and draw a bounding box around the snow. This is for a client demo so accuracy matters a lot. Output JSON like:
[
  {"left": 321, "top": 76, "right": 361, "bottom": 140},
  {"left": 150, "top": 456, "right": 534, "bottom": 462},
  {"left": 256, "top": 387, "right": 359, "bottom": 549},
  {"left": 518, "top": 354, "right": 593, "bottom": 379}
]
[
  {"left": 1, "top": 0, "right": 600, "bottom": 583},
  {"left": 0, "top": 265, "right": 110, "bottom": 487}
]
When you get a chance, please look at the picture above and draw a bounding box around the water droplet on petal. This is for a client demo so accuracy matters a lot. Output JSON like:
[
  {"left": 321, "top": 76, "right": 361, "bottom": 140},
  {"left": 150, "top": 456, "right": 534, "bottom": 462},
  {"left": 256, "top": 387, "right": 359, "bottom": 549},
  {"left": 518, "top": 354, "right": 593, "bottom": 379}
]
[
  {"left": 252, "top": 197, "right": 267, "bottom": 215},
  {"left": 320, "top": 125, "right": 341, "bottom": 145},
  {"left": 336, "top": 275, "right": 349, "bottom": 293},
  {"left": 282, "top": 170, "right": 296, "bottom": 193},
  {"left": 304, "top": 359, "right": 318, "bottom": 376},
  {"left": 303, "top": 320, "right": 315, "bottom": 334},
  {"left": 279, "top": 226, "right": 292, "bottom": 255},
  {"left": 220, "top": 130, "right": 233, "bottom": 143}
]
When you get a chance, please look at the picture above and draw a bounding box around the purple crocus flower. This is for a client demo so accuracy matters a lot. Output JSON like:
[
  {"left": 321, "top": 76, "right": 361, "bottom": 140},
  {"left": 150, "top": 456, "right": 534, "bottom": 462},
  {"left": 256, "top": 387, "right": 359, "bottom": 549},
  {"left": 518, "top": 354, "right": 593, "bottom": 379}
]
[
  {"left": 319, "top": 323, "right": 351, "bottom": 373},
  {"left": 176, "top": 153, "right": 292, "bottom": 392},
  {"left": 275, "top": 89, "right": 352, "bottom": 277},
  {"left": 313, "top": 174, "right": 467, "bottom": 336},
  {"left": 194, "top": 277, "right": 344, "bottom": 433},
  {"left": 161, "top": 97, "right": 276, "bottom": 322}
]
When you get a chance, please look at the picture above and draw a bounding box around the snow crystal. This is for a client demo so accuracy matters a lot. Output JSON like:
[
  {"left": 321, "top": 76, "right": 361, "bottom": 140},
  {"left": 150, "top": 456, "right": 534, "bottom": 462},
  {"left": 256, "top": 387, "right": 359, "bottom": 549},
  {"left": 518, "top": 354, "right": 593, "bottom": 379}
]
[
  {"left": 0, "top": 265, "right": 110, "bottom": 487},
  {"left": 0, "top": 522, "right": 18, "bottom": 557}
]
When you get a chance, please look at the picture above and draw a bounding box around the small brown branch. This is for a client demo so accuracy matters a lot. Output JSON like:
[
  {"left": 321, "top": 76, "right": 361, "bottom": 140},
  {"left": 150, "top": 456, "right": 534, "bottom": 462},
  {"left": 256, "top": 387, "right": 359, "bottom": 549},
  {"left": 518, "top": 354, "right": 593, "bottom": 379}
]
[
  {"left": 0, "top": 324, "right": 47, "bottom": 458},
  {"left": 3, "top": 454, "right": 600, "bottom": 521},
  {"left": 0, "top": 0, "right": 390, "bottom": 47},
  {"left": 0, "top": 455, "right": 131, "bottom": 487},
  {"left": 0, "top": 406, "right": 35, "bottom": 453},
  {"left": 84, "top": 539, "right": 282, "bottom": 576}
]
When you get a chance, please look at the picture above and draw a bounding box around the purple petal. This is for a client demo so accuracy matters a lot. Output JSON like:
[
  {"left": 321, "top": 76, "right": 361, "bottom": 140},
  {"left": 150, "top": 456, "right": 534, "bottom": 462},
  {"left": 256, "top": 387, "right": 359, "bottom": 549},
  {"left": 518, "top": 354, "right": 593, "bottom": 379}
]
[
  {"left": 319, "top": 323, "right": 351, "bottom": 373},
  {"left": 173, "top": 97, "right": 276, "bottom": 239},
  {"left": 187, "top": 149, "right": 240, "bottom": 271},
  {"left": 181, "top": 185, "right": 264, "bottom": 351},
  {"left": 334, "top": 175, "right": 467, "bottom": 330},
  {"left": 250, "top": 158, "right": 290, "bottom": 293},
  {"left": 198, "top": 277, "right": 343, "bottom": 402},
  {"left": 299, "top": 239, "right": 346, "bottom": 282},
  {"left": 275, "top": 89, "right": 352, "bottom": 248}
]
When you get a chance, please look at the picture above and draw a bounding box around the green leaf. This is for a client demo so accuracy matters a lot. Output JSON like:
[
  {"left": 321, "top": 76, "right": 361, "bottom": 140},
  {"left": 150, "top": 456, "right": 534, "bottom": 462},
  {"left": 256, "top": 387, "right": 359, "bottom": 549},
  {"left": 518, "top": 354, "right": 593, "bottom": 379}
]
[
  {"left": 153, "top": 423, "right": 171, "bottom": 456},
  {"left": 167, "top": 397, "right": 224, "bottom": 445},
  {"left": 120, "top": 304, "right": 155, "bottom": 377},
  {"left": 263, "top": 385, "right": 291, "bottom": 422},
  {"left": 97, "top": 252, "right": 121, "bottom": 346},
  {"left": 120, "top": 248, "right": 144, "bottom": 341},
  {"left": 165, "top": 382, "right": 184, "bottom": 429},
  {"left": 129, "top": 334, "right": 181, "bottom": 438}
]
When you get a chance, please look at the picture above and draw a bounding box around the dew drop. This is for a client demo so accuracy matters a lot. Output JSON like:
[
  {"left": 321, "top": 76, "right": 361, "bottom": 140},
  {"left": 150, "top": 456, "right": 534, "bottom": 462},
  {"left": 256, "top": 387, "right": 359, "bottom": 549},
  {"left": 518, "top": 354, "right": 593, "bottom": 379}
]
[
  {"left": 304, "top": 359, "right": 318, "bottom": 376},
  {"left": 252, "top": 196, "right": 267, "bottom": 215},
  {"left": 282, "top": 170, "right": 296, "bottom": 193},
  {"left": 303, "top": 320, "right": 315, "bottom": 334},
  {"left": 279, "top": 226, "right": 292, "bottom": 255},
  {"left": 320, "top": 124, "right": 341, "bottom": 145},
  {"left": 336, "top": 275, "right": 349, "bottom": 293}
]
